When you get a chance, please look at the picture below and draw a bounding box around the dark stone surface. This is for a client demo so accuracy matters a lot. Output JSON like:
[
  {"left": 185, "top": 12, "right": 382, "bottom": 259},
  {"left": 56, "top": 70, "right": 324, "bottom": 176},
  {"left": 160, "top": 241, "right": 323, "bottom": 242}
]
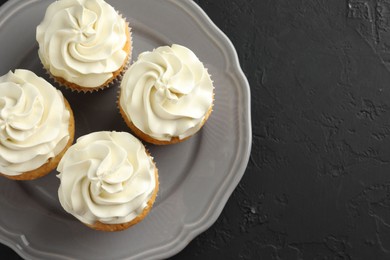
[{"left": 3, "top": 0, "right": 390, "bottom": 259}]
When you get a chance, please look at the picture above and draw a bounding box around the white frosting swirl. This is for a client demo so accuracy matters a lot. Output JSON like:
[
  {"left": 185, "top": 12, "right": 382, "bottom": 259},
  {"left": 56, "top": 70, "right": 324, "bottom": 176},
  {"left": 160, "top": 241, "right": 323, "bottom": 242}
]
[
  {"left": 57, "top": 131, "right": 157, "bottom": 225},
  {"left": 120, "top": 44, "right": 214, "bottom": 141},
  {"left": 0, "top": 69, "right": 71, "bottom": 176},
  {"left": 36, "top": 0, "right": 128, "bottom": 88}
]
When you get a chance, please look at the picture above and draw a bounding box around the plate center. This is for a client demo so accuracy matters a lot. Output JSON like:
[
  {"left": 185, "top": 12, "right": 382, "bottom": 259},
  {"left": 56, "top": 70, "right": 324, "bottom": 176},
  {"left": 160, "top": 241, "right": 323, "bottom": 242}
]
[{"left": 15, "top": 26, "right": 200, "bottom": 218}]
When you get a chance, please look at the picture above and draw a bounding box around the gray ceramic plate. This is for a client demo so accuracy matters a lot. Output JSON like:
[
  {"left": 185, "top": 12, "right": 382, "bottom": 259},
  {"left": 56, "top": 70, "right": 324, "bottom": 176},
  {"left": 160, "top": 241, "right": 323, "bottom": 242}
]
[{"left": 0, "top": 0, "right": 251, "bottom": 259}]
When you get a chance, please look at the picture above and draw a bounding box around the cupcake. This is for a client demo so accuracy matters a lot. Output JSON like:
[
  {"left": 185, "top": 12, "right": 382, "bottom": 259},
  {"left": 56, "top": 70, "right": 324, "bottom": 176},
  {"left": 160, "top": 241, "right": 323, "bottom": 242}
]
[
  {"left": 36, "top": 0, "right": 132, "bottom": 92},
  {"left": 0, "top": 69, "right": 75, "bottom": 181},
  {"left": 119, "top": 44, "right": 214, "bottom": 145},
  {"left": 57, "top": 131, "right": 158, "bottom": 232}
]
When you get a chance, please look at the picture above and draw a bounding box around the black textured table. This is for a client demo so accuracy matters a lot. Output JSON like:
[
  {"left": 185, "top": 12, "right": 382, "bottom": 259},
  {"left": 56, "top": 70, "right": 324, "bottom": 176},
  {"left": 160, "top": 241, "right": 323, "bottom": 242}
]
[{"left": 3, "top": 0, "right": 390, "bottom": 259}]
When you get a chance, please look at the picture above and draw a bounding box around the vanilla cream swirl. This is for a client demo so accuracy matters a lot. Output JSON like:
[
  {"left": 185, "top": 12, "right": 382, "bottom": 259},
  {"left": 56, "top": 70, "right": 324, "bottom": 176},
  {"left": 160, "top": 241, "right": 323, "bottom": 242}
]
[
  {"left": 36, "top": 0, "right": 128, "bottom": 88},
  {"left": 120, "top": 44, "right": 214, "bottom": 141},
  {"left": 0, "top": 69, "right": 70, "bottom": 176},
  {"left": 57, "top": 131, "right": 157, "bottom": 225}
]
